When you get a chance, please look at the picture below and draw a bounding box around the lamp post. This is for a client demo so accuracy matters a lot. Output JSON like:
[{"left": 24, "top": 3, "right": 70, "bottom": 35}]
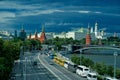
[
  {"left": 113, "top": 52, "right": 117, "bottom": 79},
  {"left": 80, "top": 50, "right": 82, "bottom": 65}
]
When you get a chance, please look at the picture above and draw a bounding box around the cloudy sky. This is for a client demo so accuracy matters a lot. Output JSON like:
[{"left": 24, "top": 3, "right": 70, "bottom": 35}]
[{"left": 0, "top": 0, "right": 120, "bottom": 34}]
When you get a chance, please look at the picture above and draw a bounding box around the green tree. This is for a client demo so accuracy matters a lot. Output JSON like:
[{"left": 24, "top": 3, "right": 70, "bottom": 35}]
[
  {"left": 94, "top": 62, "right": 107, "bottom": 75},
  {"left": 116, "top": 68, "right": 120, "bottom": 79},
  {"left": 106, "top": 65, "right": 114, "bottom": 77}
]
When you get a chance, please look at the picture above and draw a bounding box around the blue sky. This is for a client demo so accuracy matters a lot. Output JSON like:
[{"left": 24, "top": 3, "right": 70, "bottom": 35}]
[{"left": 0, "top": 0, "right": 120, "bottom": 34}]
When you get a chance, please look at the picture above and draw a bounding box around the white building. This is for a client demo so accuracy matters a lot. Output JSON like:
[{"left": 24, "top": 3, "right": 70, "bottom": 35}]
[
  {"left": 0, "top": 31, "right": 13, "bottom": 40},
  {"left": 66, "top": 31, "right": 86, "bottom": 40},
  {"left": 53, "top": 32, "right": 66, "bottom": 38},
  {"left": 0, "top": 31, "right": 10, "bottom": 36}
]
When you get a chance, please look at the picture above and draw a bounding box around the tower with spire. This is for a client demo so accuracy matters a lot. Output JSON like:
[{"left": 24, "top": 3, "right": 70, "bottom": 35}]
[
  {"left": 95, "top": 22, "right": 98, "bottom": 37},
  {"left": 39, "top": 25, "right": 46, "bottom": 43},
  {"left": 19, "top": 25, "right": 26, "bottom": 41},
  {"left": 34, "top": 29, "right": 38, "bottom": 40},
  {"left": 86, "top": 24, "right": 91, "bottom": 45},
  {"left": 29, "top": 33, "right": 31, "bottom": 39}
]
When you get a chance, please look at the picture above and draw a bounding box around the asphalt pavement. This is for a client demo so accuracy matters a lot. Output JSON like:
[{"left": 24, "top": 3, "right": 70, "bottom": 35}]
[{"left": 10, "top": 51, "right": 87, "bottom": 80}]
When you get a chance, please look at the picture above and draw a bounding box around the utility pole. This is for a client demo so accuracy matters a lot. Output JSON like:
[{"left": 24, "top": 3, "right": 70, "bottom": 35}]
[{"left": 114, "top": 52, "right": 117, "bottom": 79}]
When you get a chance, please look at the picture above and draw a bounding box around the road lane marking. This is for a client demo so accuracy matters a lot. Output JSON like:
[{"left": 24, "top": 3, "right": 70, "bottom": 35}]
[{"left": 38, "top": 54, "right": 62, "bottom": 80}]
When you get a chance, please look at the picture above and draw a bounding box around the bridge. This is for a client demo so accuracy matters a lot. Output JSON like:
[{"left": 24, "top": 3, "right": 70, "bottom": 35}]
[{"left": 75, "top": 46, "right": 120, "bottom": 54}]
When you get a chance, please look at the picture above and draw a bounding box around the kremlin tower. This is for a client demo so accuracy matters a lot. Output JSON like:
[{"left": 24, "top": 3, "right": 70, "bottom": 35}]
[
  {"left": 29, "top": 33, "right": 31, "bottom": 39},
  {"left": 39, "top": 26, "right": 46, "bottom": 44},
  {"left": 34, "top": 30, "right": 38, "bottom": 40},
  {"left": 19, "top": 26, "right": 26, "bottom": 41},
  {"left": 86, "top": 24, "right": 91, "bottom": 45}
]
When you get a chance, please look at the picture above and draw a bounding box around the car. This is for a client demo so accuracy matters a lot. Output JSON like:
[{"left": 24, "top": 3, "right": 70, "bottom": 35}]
[
  {"left": 87, "top": 72, "right": 97, "bottom": 80},
  {"left": 33, "top": 61, "right": 37, "bottom": 65},
  {"left": 76, "top": 65, "right": 90, "bottom": 77},
  {"left": 64, "top": 61, "right": 69, "bottom": 69},
  {"left": 68, "top": 62, "right": 77, "bottom": 73}
]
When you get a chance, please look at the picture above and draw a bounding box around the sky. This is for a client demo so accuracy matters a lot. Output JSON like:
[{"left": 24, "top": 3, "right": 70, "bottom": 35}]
[{"left": 0, "top": 0, "right": 120, "bottom": 34}]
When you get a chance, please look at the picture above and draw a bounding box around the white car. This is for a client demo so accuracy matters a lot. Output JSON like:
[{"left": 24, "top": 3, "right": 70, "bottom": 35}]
[
  {"left": 76, "top": 65, "right": 90, "bottom": 77},
  {"left": 64, "top": 61, "right": 69, "bottom": 69},
  {"left": 87, "top": 72, "right": 97, "bottom": 80}
]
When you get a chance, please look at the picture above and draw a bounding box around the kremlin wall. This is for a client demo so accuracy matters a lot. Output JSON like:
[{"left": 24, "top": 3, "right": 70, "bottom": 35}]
[{"left": 27, "top": 22, "right": 114, "bottom": 44}]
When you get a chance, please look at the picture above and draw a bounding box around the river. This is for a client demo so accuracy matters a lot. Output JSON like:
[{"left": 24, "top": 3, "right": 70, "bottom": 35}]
[{"left": 64, "top": 50, "right": 120, "bottom": 68}]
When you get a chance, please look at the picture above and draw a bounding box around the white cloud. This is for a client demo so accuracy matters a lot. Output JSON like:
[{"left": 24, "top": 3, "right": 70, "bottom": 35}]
[
  {"left": 0, "top": 1, "right": 42, "bottom": 10},
  {"left": 103, "top": 13, "right": 120, "bottom": 17},
  {"left": 78, "top": 10, "right": 91, "bottom": 14},
  {"left": 0, "top": 12, "right": 16, "bottom": 23},
  {"left": 45, "top": 22, "right": 83, "bottom": 26},
  {"left": 18, "top": 9, "right": 64, "bottom": 17},
  {"left": 45, "top": 22, "right": 56, "bottom": 26},
  {"left": 78, "top": 10, "right": 103, "bottom": 14},
  {"left": 94, "top": 11, "right": 102, "bottom": 14}
]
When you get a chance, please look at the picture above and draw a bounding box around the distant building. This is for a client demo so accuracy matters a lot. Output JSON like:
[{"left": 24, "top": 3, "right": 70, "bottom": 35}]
[
  {"left": 0, "top": 30, "right": 13, "bottom": 40},
  {"left": 53, "top": 32, "right": 66, "bottom": 38},
  {"left": 0, "top": 31, "right": 10, "bottom": 36},
  {"left": 28, "top": 33, "right": 31, "bottom": 39},
  {"left": 14, "top": 30, "right": 17, "bottom": 38},
  {"left": 66, "top": 31, "right": 86, "bottom": 40},
  {"left": 45, "top": 33, "right": 54, "bottom": 39},
  {"left": 19, "top": 26, "right": 26, "bottom": 41}
]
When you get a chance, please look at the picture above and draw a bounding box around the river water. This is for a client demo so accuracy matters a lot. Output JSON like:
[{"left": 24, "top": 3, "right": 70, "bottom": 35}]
[{"left": 64, "top": 49, "right": 120, "bottom": 68}]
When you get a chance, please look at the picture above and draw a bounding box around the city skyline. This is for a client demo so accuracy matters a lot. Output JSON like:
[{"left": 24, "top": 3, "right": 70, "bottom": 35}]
[{"left": 0, "top": 0, "right": 120, "bottom": 34}]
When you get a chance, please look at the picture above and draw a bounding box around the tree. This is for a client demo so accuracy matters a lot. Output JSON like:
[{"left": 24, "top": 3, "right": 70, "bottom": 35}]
[
  {"left": 94, "top": 62, "right": 107, "bottom": 75},
  {"left": 0, "top": 39, "right": 4, "bottom": 54}
]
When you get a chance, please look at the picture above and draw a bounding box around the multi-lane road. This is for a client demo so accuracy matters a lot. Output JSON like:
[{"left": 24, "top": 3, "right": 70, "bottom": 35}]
[{"left": 11, "top": 51, "right": 87, "bottom": 80}]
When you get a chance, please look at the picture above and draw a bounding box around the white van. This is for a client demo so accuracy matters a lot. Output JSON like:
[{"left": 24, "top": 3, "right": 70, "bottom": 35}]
[
  {"left": 87, "top": 72, "right": 97, "bottom": 80},
  {"left": 76, "top": 65, "right": 90, "bottom": 77}
]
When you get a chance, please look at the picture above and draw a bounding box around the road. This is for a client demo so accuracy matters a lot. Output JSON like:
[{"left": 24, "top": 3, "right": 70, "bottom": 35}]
[
  {"left": 11, "top": 51, "right": 87, "bottom": 80},
  {"left": 12, "top": 51, "right": 58, "bottom": 80},
  {"left": 38, "top": 51, "right": 87, "bottom": 80}
]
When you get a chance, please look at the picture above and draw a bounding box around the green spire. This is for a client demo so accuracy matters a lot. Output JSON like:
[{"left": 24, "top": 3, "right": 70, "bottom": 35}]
[
  {"left": 21, "top": 25, "right": 24, "bottom": 32},
  {"left": 42, "top": 25, "right": 45, "bottom": 32},
  {"left": 35, "top": 29, "right": 37, "bottom": 34},
  {"left": 87, "top": 23, "right": 90, "bottom": 34}
]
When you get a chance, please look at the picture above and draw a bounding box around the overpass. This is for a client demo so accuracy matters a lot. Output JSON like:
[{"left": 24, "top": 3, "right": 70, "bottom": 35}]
[{"left": 75, "top": 46, "right": 120, "bottom": 54}]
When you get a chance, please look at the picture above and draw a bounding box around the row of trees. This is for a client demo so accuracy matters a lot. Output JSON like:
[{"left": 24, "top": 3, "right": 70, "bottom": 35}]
[
  {"left": 71, "top": 55, "right": 120, "bottom": 79},
  {"left": 0, "top": 39, "right": 21, "bottom": 80}
]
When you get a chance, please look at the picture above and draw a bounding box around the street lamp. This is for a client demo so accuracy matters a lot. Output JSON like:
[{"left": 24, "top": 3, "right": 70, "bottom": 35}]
[
  {"left": 113, "top": 52, "right": 117, "bottom": 79},
  {"left": 80, "top": 49, "right": 82, "bottom": 65}
]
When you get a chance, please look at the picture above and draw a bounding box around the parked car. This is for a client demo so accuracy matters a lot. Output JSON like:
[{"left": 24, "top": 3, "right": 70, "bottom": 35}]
[
  {"left": 76, "top": 65, "right": 90, "bottom": 77},
  {"left": 33, "top": 61, "right": 37, "bottom": 65},
  {"left": 87, "top": 72, "right": 97, "bottom": 80},
  {"left": 64, "top": 61, "right": 69, "bottom": 69}
]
